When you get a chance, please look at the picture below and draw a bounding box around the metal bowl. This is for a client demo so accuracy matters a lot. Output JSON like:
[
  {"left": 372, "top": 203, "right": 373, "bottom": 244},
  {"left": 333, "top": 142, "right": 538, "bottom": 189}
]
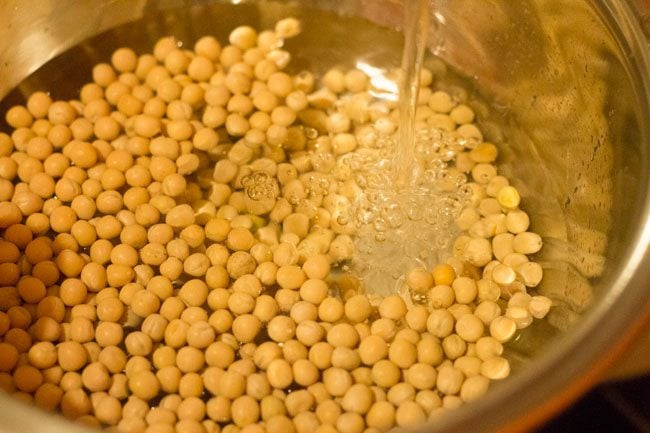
[{"left": 1, "top": 1, "right": 649, "bottom": 432}]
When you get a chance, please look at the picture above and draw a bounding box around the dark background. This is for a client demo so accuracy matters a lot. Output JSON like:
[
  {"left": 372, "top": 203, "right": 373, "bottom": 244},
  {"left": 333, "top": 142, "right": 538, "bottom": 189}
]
[{"left": 535, "top": 375, "right": 650, "bottom": 433}]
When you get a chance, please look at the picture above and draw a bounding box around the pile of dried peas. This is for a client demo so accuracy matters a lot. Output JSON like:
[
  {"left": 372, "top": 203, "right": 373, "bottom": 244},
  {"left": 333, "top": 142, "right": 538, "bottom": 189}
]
[{"left": 0, "top": 17, "right": 552, "bottom": 433}]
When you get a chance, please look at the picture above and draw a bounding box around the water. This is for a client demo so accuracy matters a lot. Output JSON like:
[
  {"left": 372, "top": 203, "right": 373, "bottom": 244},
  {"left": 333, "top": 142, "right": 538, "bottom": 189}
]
[
  {"left": 340, "top": 1, "right": 472, "bottom": 295},
  {"left": 0, "top": 1, "right": 470, "bottom": 298},
  {"left": 394, "top": 0, "right": 432, "bottom": 189},
  {"left": 0, "top": 2, "right": 561, "bottom": 421},
  {"left": 344, "top": 128, "right": 469, "bottom": 296}
]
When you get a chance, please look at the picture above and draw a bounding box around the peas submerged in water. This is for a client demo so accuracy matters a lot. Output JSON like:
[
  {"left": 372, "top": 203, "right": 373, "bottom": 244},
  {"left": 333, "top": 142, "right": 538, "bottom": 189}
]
[{"left": 0, "top": 14, "right": 550, "bottom": 433}]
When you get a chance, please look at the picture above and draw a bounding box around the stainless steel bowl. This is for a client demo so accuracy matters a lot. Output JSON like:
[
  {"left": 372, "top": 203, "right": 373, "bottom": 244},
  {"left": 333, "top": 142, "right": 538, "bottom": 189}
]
[{"left": 1, "top": 1, "right": 650, "bottom": 432}]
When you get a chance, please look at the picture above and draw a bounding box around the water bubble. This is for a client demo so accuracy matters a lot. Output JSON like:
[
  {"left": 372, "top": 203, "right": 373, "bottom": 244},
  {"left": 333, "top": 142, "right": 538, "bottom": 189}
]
[
  {"left": 424, "top": 205, "right": 439, "bottom": 225},
  {"left": 242, "top": 172, "right": 280, "bottom": 201},
  {"left": 458, "top": 184, "right": 474, "bottom": 198},
  {"left": 441, "top": 149, "right": 456, "bottom": 162},
  {"left": 404, "top": 201, "right": 423, "bottom": 221},
  {"left": 305, "top": 174, "right": 329, "bottom": 197},
  {"left": 383, "top": 204, "right": 405, "bottom": 228},
  {"left": 430, "top": 159, "right": 447, "bottom": 171},
  {"left": 339, "top": 124, "right": 469, "bottom": 295},
  {"left": 241, "top": 175, "right": 253, "bottom": 188},
  {"left": 422, "top": 169, "right": 437, "bottom": 184},
  {"left": 357, "top": 210, "right": 374, "bottom": 225},
  {"left": 373, "top": 218, "right": 388, "bottom": 233},
  {"left": 415, "top": 141, "right": 429, "bottom": 155},
  {"left": 339, "top": 155, "right": 352, "bottom": 167},
  {"left": 436, "top": 169, "right": 450, "bottom": 181}
]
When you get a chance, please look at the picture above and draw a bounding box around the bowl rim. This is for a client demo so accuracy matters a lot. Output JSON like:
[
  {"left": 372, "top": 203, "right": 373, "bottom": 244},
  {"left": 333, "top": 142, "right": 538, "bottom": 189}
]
[{"left": 0, "top": 1, "right": 649, "bottom": 433}]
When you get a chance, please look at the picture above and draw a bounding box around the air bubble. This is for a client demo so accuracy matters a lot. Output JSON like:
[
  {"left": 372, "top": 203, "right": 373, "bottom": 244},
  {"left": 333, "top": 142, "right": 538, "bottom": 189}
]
[
  {"left": 405, "top": 201, "right": 423, "bottom": 221},
  {"left": 441, "top": 149, "right": 456, "bottom": 162},
  {"left": 373, "top": 219, "right": 388, "bottom": 233},
  {"left": 357, "top": 209, "right": 374, "bottom": 225},
  {"left": 242, "top": 171, "right": 280, "bottom": 201},
  {"left": 340, "top": 124, "right": 470, "bottom": 295},
  {"left": 458, "top": 184, "right": 474, "bottom": 198},
  {"left": 383, "top": 204, "right": 405, "bottom": 228},
  {"left": 424, "top": 206, "right": 438, "bottom": 225}
]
